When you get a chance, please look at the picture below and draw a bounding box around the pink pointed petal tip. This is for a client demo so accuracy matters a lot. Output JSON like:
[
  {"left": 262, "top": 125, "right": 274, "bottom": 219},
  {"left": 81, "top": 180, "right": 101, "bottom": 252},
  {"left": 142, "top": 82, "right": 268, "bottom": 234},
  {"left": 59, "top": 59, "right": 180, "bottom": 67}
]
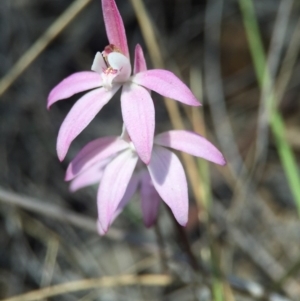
[
  {"left": 65, "top": 137, "right": 129, "bottom": 181},
  {"left": 57, "top": 85, "right": 120, "bottom": 161},
  {"left": 133, "top": 44, "right": 147, "bottom": 74},
  {"left": 121, "top": 83, "right": 155, "bottom": 164},
  {"left": 155, "top": 130, "right": 226, "bottom": 166},
  {"left": 147, "top": 146, "right": 188, "bottom": 226},
  {"left": 47, "top": 72, "right": 102, "bottom": 109},
  {"left": 102, "top": 0, "right": 129, "bottom": 57},
  {"left": 97, "top": 150, "right": 138, "bottom": 233},
  {"left": 131, "top": 70, "right": 201, "bottom": 106},
  {"left": 97, "top": 220, "right": 106, "bottom": 236}
]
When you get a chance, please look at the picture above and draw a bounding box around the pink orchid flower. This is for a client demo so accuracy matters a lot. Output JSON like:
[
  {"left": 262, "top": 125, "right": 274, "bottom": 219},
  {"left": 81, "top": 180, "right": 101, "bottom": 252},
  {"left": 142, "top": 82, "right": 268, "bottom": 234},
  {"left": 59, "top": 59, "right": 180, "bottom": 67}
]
[
  {"left": 70, "top": 157, "right": 161, "bottom": 232},
  {"left": 47, "top": 0, "right": 200, "bottom": 164},
  {"left": 65, "top": 128, "right": 226, "bottom": 234}
]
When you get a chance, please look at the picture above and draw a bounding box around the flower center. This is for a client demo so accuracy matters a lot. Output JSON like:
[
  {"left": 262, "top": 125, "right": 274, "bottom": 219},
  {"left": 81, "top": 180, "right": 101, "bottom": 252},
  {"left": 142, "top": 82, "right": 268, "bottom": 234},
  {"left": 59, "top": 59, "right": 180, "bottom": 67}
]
[
  {"left": 102, "top": 44, "right": 122, "bottom": 69},
  {"left": 98, "top": 44, "right": 131, "bottom": 90}
]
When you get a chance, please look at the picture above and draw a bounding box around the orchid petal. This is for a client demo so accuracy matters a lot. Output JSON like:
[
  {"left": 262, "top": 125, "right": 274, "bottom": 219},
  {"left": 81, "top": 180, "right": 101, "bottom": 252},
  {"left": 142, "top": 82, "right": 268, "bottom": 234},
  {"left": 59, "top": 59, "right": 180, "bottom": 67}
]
[
  {"left": 102, "top": 0, "right": 129, "bottom": 57},
  {"left": 134, "top": 44, "right": 147, "bottom": 74},
  {"left": 47, "top": 72, "right": 102, "bottom": 109},
  {"left": 155, "top": 130, "right": 226, "bottom": 165},
  {"left": 121, "top": 83, "right": 155, "bottom": 164},
  {"left": 65, "top": 136, "right": 129, "bottom": 180},
  {"left": 97, "top": 173, "right": 139, "bottom": 235},
  {"left": 140, "top": 170, "right": 160, "bottom": 227},
  {"left": 91, "top": 52, "right": 107, "bottom": 74},
  {"left": 113, "top": 173, "right": 139, "bottom": 220},
  {"left": 131, "top": 70, "right": 200, "bottom": 106},
  {"left": 147, "top": 146, "right": 188, "bottom": 226},
  {"left": 69, "top": 160, "right": 107, "bottom": 192},
  {"left": 97, "top": 150, "right": 138, "bottom": 233},
  {"left": 107, "top": 52, "right": 131, "bottom": 82},
  {"left": 57, "top": 85, "right": 120, "bottom": 161}
]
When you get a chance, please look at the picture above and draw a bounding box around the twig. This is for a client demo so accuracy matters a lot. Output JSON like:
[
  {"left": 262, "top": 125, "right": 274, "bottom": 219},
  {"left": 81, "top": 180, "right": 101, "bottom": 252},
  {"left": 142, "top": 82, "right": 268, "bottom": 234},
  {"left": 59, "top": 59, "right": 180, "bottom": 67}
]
[
  {"left": 213, "top": 201, "right": 299, "bottom": 300},
  {"left": 0, "top": 0, "right": 93, "bottom": 97},
  {"left": 0, "top": 187, "right": 124, "bottom": 240},
  {"left": 40, "top": 238, "right": 59, "bottom": 289},
  {"left": 0, "top": 274, "right": 173, "bottom": 301}
]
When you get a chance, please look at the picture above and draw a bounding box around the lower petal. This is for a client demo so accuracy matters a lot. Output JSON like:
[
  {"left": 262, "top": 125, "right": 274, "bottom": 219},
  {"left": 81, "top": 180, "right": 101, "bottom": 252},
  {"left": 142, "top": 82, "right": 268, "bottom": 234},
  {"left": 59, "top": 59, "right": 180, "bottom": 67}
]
[
  {"left": 57, "top": 85, "right": 120, "bottom": 161},
  {"left": 97, "top": 173, "right": 139, "bottom": 236},
  {"left": 97, "top": 150, "right": 138, "bottom": 233},
  {"left": 147, "top": 146, "right": 188, "bottom": 226}
]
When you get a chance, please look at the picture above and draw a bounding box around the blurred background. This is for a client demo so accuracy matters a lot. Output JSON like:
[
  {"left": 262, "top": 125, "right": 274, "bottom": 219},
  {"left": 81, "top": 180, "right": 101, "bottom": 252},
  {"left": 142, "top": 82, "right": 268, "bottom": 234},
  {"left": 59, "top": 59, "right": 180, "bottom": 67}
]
[{"left": 1, "top": 0, "right": 300, "bottom": 300}]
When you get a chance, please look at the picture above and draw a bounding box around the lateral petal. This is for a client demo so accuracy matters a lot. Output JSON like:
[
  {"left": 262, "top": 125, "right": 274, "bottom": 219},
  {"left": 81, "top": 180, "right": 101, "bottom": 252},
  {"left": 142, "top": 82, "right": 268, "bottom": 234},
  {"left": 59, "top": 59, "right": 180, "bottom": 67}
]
[
  {"left": 102, "top": 0, "right": 129, "bottom": 57},
  {"left": 47, "top": 72, "right": 102, "bottom": 109},
  {"left": 131, "top": 70, "right": 200, "bottom": 106},
  {"left": 133, "top": 44, "right": 147, "bottom": 74},
  {"left": 140, "top": 170, "right": 160, "bottom": 227},
  {"left": 97, "top": 150, "right": 138, "bottom": 233},
  {"left": 155, "top": 130, "right": 226, "bottom": 165},
  {"left": 69, "top": 160, "right": 107, "bottom": 192},
  {"left": 147, "top": 146, "right": 188, "bottom": 226},
  {"left": 65, "top": 137, "right": 129, "bottom": 181},
  {"left": 121, "top": 83, "right": 155, "bottom": 164},
  {"left": 57, "top": 86, "right": 120, "bottom": 161}
]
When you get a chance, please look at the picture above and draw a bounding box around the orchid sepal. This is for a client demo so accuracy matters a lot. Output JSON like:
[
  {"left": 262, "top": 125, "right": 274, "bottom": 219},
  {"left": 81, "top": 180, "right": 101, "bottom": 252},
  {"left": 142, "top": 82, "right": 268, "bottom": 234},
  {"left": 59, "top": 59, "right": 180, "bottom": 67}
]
[
  {"left": 131, "top": 70, "right": 201, "bottom": 107},
  {"left": 47, "top": 72, "right": 102, "bottom": 109},
  {"left": 101, "top": 0, "right": 129, "bottom": 58}
]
